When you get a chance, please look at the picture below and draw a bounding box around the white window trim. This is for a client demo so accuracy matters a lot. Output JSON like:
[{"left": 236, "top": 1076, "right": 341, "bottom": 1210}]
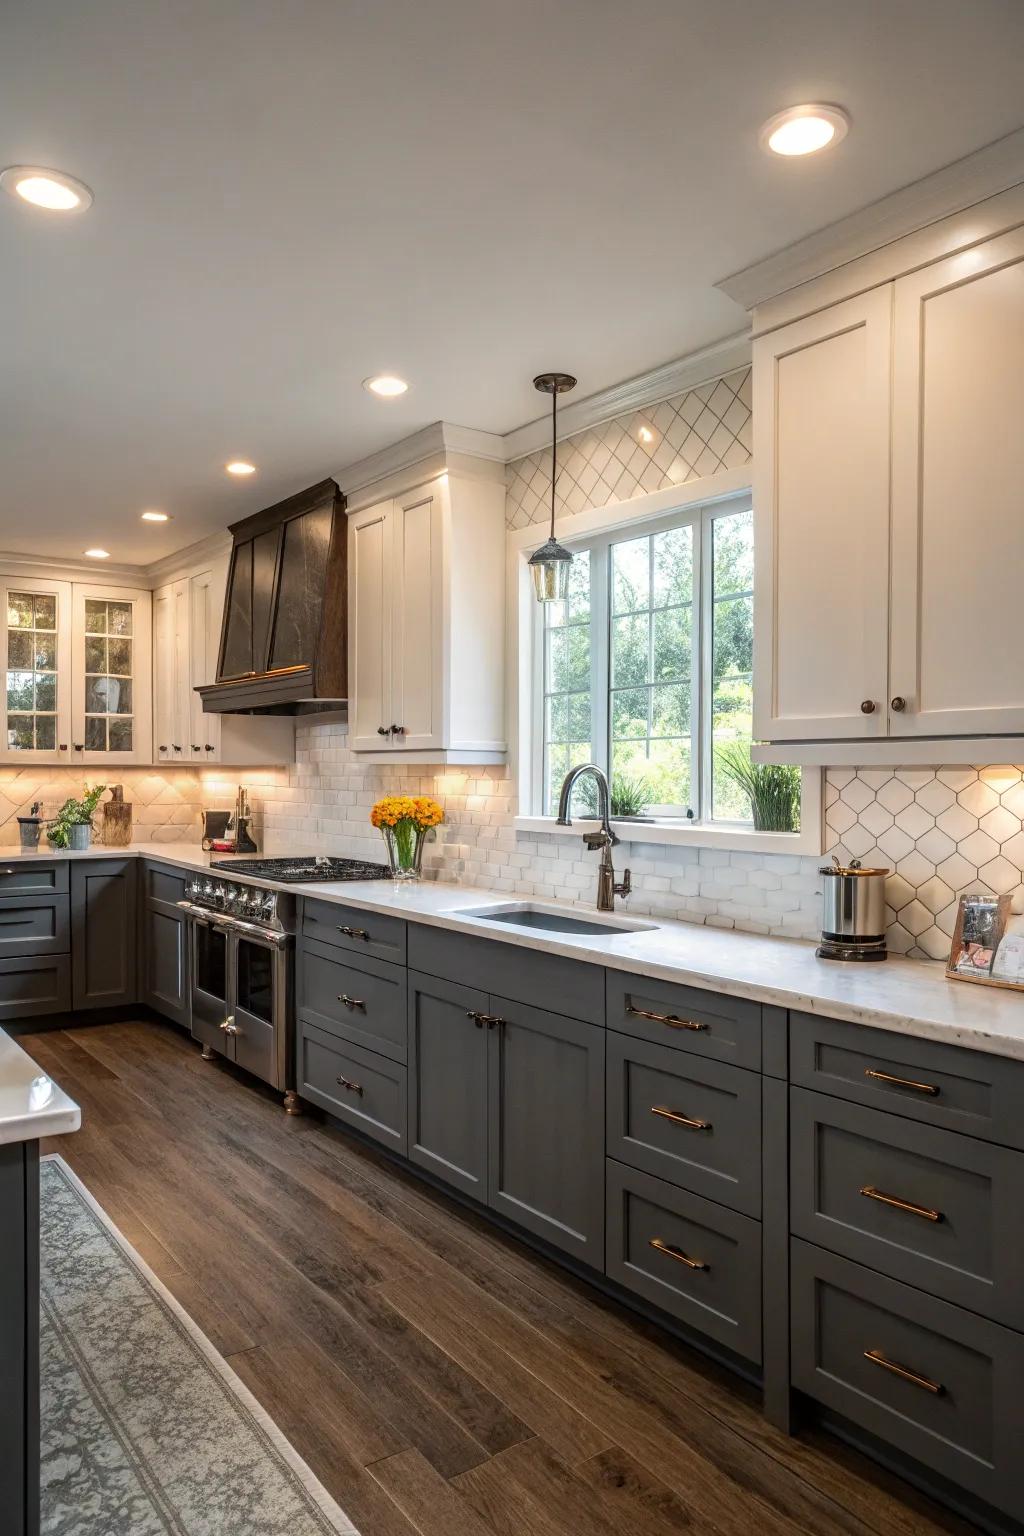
[{"left": 507, "top": 465, "right": 823, "bottom": 856}]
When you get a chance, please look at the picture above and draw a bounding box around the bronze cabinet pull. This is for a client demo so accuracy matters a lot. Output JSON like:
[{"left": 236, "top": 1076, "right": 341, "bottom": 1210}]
[
  {"left": 336, "top": 1074, "right": 364, "bottom": 1095},
  {"left": 338, "top": 994, "right": 366, "bottom": 1011},
  {"left": 627, "top": 1000, "right": 707, "bottom": 1032},
  {"left": 864, "top": 1349, "right": 944, "bottom": 1395},
  {"left": 651, "top": 1105, "right": 711, "bottom": 1131},
  {"left": 860, "top": 1185, "right": 943, "bottom": 1223},
  {"left": 340, "top": 925, "right": 370, "bottom": 940},
  {"left": 864, "top": 1067, "right": 939, "bottom": 1096},
  {"left": 649, "top": 1237, "right": 708, "bottom": 1271}
]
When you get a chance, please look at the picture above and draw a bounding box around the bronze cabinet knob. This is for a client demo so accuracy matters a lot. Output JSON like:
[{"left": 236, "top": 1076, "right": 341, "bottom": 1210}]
[
  {"left": 860, "top": 700, "right": 876, "bottom": 714},
  {"left": 377, "top": 725, "right": 390, "bottom": 736},
  {"left": 890, "top": 696, "right": 907, "bottom": 712}
]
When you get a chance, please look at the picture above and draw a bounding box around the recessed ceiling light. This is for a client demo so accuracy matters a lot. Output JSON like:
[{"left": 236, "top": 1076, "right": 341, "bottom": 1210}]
[
  {"left": 760, "top": 104, "right": 849, "bottom": 157},
  {"left": 1, "top": 165, "right": 93, "bottom": 211},
  {"left": 225, "top": 461, "right": 257, "bottom": 476},
  {"left": 83, "top": 548, "right": 110, "bottom": 559},
  {"left": 140, "top": 510, "right": 170, "bottom": 522},
  {"left": 363, "top": 375, "right": 409, "bottom": 398}
]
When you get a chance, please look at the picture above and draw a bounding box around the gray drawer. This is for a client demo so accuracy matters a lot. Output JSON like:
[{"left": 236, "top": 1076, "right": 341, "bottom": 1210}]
[
  {"left": 791, "top": 1011, "right": 1024, "bottom": 1152},
  {"left": 0, "top": 860, "right": 68, "bottom": 897},
  {"left": 0, "top": 954, "right": 71, "bottom": 1021},
  {"left": 791, "top": 1087, "right": 1024, "bottom": 1328},
  {"left": 0, "top": 896, "right": 69, "bottom": 958},
  {"left": 143, "top": 862, "right": 188, "bottom": 909},
  {"left": 607, "top": 971, "right": 760, "bottom": 1069},
  {"left": 297, "top": 1021, "right": 407, "bottom": 1155},
  {"left": 408, "top": 925, "right": 603, "bottom": 1024},
  {"left": 606, "top": 1031, "right": 762, "bottom": 1217},
  {"left": 300, "top": 898, "right": 406, "bottom": 966},
  {"left": 298, "top": 938, "right": 407, "bottom": 1063},
  {"left": 791, "top": 1240, "right": 1024, "bottom": 1522},
  {"left": 605, "top": 1159, "right": 761, "bottom": 1363}
]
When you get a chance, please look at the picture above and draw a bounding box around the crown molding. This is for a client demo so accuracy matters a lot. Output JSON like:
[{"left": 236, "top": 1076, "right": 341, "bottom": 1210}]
[
  {"left": 499, "top": 331, "right": 752, "bottom": 463},
  {"left": 716, "top": 127, "right": 1024, "bottom": 312},
  {"left": 338, "top": 421, "right": 506, "bottom": 499},
  {"left": 145, "top": 529, "right": 232, "bottom": 584},
  {"left": 0, "top": 551, "right": 145, "bottom": 584}
]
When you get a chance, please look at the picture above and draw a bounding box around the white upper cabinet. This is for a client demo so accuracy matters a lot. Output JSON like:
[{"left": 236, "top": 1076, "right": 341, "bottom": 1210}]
[
  {"left": 71, "top": 584, "right": 153, "bottom": 765},
  {"left": 348, "top": 468, "right": 506, "bottom": 762},
  {"left": 153, "top": 557, "right": 294, "bottom": 766},
  {"left": 889, "top": 226, "right": 1024, "bottom": 737},
  {"left": 753, "top": 290, "right": 892, "bottom": 742},
  {"left": 1, "top": 579, "right": 73, "bottom": 763},
  {"left": 753, "top": 210, "right": 1024, "bottom": 748}
]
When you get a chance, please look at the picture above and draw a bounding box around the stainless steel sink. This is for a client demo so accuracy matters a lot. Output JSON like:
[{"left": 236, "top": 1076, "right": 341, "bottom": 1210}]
[{"left": 456, "top": 902, "right": 656, "bottom": 936}]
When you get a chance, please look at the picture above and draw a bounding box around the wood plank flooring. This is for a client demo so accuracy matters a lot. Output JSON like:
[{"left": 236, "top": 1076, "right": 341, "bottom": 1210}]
[{"left": 33, "top": 1016, "right": 981, "bottom": 1536}]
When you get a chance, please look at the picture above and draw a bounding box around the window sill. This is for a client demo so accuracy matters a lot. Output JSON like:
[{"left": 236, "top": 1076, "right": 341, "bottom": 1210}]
[{"left": 512, "top": 815, "right": 823, "bottom": 857}]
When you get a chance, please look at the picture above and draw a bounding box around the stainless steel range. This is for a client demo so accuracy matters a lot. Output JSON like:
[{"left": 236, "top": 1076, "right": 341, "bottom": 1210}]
[{"left": 176, "top": 857, "right": 392, "bottom": 1112}]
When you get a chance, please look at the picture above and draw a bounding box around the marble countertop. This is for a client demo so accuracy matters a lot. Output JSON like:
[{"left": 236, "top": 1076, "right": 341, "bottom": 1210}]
[
  {"left": 6, "top": 841, "right": 1024, "bottom": 1062},
  {"left": 0, "top": 1028, "right": 80, "bottom": 1146}
]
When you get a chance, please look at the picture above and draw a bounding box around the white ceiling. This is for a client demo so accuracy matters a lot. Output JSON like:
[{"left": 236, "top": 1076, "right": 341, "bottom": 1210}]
[{"left": 2, "top": 0, "right": 1023, "bottom": 564}]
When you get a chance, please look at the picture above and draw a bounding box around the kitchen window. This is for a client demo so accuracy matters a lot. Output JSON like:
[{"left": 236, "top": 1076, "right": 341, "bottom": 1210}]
[{"left": 534, "top": 495, "right": 780, "bottom": 829}]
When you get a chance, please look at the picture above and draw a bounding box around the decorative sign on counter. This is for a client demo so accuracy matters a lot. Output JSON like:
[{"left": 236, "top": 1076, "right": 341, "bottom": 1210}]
[{"left": 947, "top": 893, "right": 1024, "bottom": 992}]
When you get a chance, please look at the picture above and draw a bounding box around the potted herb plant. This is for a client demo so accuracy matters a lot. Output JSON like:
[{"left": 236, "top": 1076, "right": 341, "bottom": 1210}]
[
  {"left": 47, "top": 785, "right": 106, "bottom": 851},
  {"left": 715, "top": 744, "right": 800, "bottom": 832}
]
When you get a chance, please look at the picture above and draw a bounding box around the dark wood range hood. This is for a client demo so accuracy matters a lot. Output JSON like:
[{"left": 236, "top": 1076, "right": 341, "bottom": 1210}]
[{"left": 197, "top": 478, "right": 348, "bottom": 714}]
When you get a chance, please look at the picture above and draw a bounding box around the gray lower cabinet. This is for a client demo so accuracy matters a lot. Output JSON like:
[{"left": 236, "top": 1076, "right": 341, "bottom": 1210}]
[
  {"left": 0, "top": 955, "right": 71, "bottom": 1023},
  {"left": 0, "top": 1140, "right": 39, "bottom": 1536},
  {"left": 140, "top": 864, "right": 189, "bottom": 1029},
  {"left": 487, "top": 995, "right": 605, "bottom": 1267},
  {"left": 606, "top": 1158, "right": 762, "bottom": 1362},
  {"left": 299, "top": 939, "right": 407, "bottom": 1062},
  {"left": 791, "top": 1239, "right": 1024, "bottom": 1521},
  {"left": 607, "top": 969, "right": 762, "bottom": 1069},
  {"left": 70, "top": 859, "right": 137, "bottom": 1010},
  {"left": 0, "top": 896, "right": 69, "bottom": 959},
  {"left": 297, "top": 1019, "right": 407, "bottom": 1155},
  {"left": 408, "top": 970, "right": 488, "bottom": 1199}
]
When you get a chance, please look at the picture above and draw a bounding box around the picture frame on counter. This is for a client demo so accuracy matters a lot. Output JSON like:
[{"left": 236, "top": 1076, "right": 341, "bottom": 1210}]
[{"left": 946, "top": 893, "right": 1024, "bottom": 991}]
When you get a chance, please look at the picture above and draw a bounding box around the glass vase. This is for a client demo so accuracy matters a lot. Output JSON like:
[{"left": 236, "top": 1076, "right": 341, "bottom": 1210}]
[{"left": 383, "top": 820, "right": 425, "bottom": 881}]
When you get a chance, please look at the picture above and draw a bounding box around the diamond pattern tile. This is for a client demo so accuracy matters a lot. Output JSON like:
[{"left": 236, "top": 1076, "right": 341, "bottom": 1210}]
[
  {"left": 825, "top": 765, "right": 1024, "bottom": 961},
  {"left": 505, "top": 367, "right": 752, "bottom": 529}
]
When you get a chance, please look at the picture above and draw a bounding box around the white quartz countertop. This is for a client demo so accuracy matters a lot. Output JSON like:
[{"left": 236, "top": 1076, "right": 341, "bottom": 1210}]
[
  {"left": 0, "top": 1028, "right": 81, "bottom": 1146},
  {"left": 7, "top": 841, "right": 1024, "bottom": 1062}
]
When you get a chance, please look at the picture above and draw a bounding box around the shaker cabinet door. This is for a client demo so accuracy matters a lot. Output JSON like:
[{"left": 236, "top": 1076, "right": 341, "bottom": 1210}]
[
  {"left": 71, "top": 859, "right": 138, "bottom": 1009},
  {"left": 391, "top": 485, "right": 445, "bottom": 750},
  {"left": 486, "top": 996, "right": 605, "bottom": 1266},
  {"left": 71, "top": 585, "right": 152, "bottom": 766},
  {"left": 752, "top": 288, "right": 892, "bottom": 741},
  {"left": 408, "top": 970, "right": 489, "bottom": 1199},
  {"left": 348, "top": 501, "right": 394, "bottom": 750},
  {"left": 889, "top": 225, "right": 1024, "bottom": 737}
]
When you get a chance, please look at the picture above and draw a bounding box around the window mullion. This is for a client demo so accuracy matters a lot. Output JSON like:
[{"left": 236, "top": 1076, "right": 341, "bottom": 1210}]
[
  {"left": 695, "top": 507, "right": 712, "bottom": 822},
  {"left": 591, "top": 546, "right": 609, "bottom": 779}
]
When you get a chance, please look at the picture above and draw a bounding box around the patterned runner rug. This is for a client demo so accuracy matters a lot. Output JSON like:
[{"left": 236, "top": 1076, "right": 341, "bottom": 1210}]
[{"left": 40, "top": 1154, "right": 358, "bottom": 1536}]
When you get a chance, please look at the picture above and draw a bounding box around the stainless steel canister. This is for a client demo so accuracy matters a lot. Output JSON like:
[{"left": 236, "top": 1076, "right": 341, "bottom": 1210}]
[{"left": 817, "top": 856, "right": 889, "bottom": 960}]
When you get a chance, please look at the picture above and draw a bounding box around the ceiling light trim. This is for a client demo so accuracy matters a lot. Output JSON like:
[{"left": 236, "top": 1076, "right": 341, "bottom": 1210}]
[
  {"left": 760, "top": 104, "right": 848, "bottom": 157},
  {"left": 1, "top": 165, "right": 94, "bottom": 211}
]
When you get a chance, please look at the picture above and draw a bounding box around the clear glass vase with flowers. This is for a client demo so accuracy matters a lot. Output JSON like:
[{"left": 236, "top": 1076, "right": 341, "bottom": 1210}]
[{"left": 370, "top": 795, "right": 444, "bottom": 880}]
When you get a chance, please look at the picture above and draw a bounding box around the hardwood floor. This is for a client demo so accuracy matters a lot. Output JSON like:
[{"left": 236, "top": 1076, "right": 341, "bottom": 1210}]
[{"left": 34, "top": 1016, "right": 980, "bottom": 1536}]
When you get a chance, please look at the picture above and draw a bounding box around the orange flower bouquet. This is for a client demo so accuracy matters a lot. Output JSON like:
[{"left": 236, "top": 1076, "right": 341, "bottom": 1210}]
[{"left": 370, "top": 795, "right": 444, "bottom": 880}]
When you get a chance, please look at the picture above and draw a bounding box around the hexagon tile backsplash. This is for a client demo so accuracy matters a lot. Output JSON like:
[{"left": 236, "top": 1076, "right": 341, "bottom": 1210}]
[{"left": 825, "top": 766, "right": 1024, "bottom": 960}]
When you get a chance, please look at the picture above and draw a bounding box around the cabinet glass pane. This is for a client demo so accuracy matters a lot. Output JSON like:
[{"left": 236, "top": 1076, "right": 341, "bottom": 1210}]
[
  {"left": 220, "top": 540, "right": 253, "bottom": 678},
  {"left": 82, "top": 598, "right": 135, "bottom": 754},
  {"left": 268, "top": 506, "right": 332, "bottom": 671},
  {"left": 5, "top": 590, "right": 60, "bottom": 751}
]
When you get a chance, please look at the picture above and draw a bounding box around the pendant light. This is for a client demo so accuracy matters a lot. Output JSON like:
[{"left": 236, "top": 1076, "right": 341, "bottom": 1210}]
[{"left": 528, "top": 371, "right": 577, "bottom": 602}]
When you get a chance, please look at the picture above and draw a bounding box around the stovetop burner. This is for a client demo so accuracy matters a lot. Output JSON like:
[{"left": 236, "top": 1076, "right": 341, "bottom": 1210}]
[{"left": 207, "top": 855, "right": 392, "bottom": 883}]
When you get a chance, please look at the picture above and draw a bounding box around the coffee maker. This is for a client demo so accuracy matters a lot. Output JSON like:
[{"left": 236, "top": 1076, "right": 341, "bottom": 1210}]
[{"left": 202, "top": 786, "right": 258, "bottom": 853}]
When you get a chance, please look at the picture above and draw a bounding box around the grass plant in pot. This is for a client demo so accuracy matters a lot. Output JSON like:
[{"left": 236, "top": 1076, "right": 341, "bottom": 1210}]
[
  {"left": 715, "top": 744, "right": 800, "bottom": 832},
  {"left": 47, "top": 784, "right": 106, "bottom": 851}
]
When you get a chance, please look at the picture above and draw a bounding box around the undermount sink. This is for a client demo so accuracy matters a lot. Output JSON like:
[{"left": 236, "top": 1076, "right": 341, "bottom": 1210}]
[{"left": 457, "top": 902, "right": 657, "bottom": 937}]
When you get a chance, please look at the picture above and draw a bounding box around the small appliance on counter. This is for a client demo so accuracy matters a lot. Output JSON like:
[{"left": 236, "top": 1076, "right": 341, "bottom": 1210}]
[
  {"left": 817, "top": 855, "right": 889, "bottom": 961},
  {"left": 201, "top": 809, "right": 231, "bottom": 850},
  {"left": 205, "top": 786, "right": 258, "bottom": 854}
]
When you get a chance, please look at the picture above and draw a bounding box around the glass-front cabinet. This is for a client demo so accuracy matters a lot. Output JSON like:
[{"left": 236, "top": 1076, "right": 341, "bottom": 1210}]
[{"left": 2, "top": 578, "right": 151, "bottom": 765}]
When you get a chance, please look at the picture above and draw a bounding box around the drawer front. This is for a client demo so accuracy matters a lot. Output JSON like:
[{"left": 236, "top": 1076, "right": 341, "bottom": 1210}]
[
  {"left": 408, "top": 925, "right": 604, "bottom": 1023},
  {"left": 0, "top": 860, "right": 68, "bottom": 897},
  {"left": 0, "top": 896, "right": 69, "bottom": 958},
  {"left": 791, "top": 1240, "right": 1024, "bottom": 1521},
  {"left": 298, "top": 939, "right": 407, "bottom": 1062},
  {"left": 605, "top": 1159, "right": 762, "bottom": 1362},
  {"left": 607, "top": 972, "right": 760, "bottom": 1069},
  {"left": 297, "top": 1021, "right": 407, "bottom": 1155},
  {"left": 0, "top": 954, "right": 71, "bottom": 1020},
  {"left": 300, "top": 898, "right": 406, "bottom": 965},
  {"left": 607, "top": 1031, "right": 762, "bottom": 1216},
  {"left": 143, "top": 862, "right": 188, "bottom": 910},
  {"left": 791, "top": 1087, "right": 1024, "bottom": 1328},
  {"left": 791, "top": 1011, "right": 1024, "bottom": 1151}
]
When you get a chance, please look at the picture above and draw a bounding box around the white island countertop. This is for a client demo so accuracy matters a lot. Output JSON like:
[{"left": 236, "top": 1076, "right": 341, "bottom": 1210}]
[
  {"left": 0, "top": 1028, "right": 81, "bottom": 1146},
  {"left": 4, "top": 840, "right": 1024, "bottom": 1062}
]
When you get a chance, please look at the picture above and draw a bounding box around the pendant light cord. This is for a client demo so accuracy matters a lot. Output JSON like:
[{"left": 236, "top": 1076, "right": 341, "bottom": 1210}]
[{"left": 549, "top": 385, "right": 558, "bottom": 539}]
